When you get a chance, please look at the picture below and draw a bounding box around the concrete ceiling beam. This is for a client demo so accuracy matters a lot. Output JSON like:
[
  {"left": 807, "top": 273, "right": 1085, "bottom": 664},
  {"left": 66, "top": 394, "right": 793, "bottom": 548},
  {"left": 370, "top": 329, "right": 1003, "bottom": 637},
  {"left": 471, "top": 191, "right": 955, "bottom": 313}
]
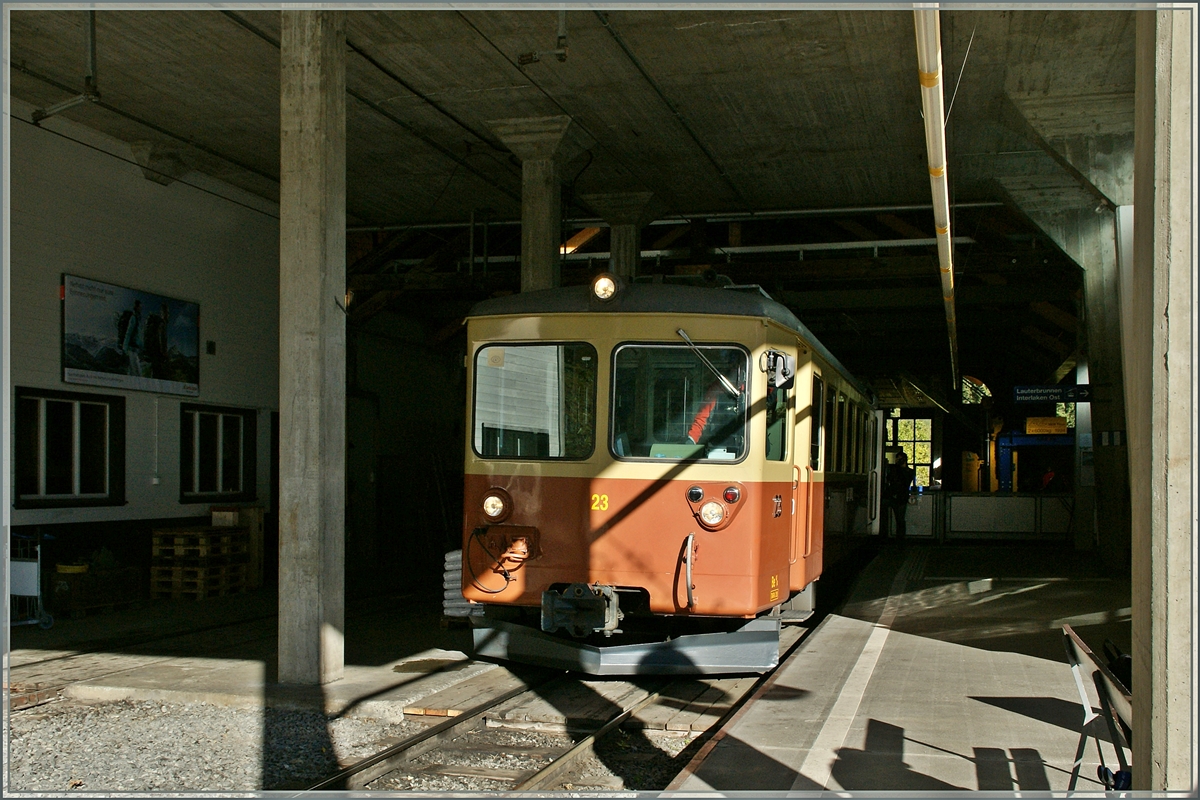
[
  {"left": 487, "top": 115, "right": 596, "bottom": 290},
  {"left": 577, "top": 191, "right": 659, "bottom": 278}
]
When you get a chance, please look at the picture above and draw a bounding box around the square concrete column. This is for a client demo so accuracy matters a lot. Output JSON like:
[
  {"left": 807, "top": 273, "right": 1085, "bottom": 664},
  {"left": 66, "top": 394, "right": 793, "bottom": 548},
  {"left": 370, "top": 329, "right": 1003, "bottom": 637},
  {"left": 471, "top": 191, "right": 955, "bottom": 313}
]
[
  {"left": 1131, "top": 9, "right": 1192, "bottom": 790},
  {"left": 578, "top": 192, "right": 659, "bottom": 279},
  {"left": 278, "top": 9, "right": 346, "bottom": 686},
  {"left": 487, "top": 116, "right": 593, "bottom": 291}
]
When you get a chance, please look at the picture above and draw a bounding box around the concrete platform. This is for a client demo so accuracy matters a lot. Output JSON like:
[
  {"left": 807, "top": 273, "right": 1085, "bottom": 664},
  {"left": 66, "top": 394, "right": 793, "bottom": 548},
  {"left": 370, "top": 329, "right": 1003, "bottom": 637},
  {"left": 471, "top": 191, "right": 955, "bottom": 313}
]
[{"left": 670, "top": 543, "right": 1134, "bottom": 792}]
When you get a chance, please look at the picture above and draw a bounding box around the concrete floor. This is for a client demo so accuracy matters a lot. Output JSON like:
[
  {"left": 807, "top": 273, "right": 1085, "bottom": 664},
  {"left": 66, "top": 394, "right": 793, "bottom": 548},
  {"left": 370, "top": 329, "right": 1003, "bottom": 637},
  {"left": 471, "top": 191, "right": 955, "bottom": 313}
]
[
  {"left": 672, "top": 543, "right": 1133, "bottom": 792},
  {"left": 8, "top": 542, "right": 1133, "bottom": 792}
]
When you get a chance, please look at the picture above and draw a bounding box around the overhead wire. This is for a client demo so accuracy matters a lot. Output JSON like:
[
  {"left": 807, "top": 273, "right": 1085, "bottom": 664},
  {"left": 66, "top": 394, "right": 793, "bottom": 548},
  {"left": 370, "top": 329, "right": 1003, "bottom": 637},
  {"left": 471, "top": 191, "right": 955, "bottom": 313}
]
[
  {"left": 945, "top": 22, "right": 976, "bottom": 124},
  {"left": 11, "top": 114, "right": 279, "bottom": 220},
  {"left": 593, "top": 10, "right": 747, "bottom": 210},
  {"left": 12, "top": 60, "right": 279, "bottom": 187},
  {"left": 454, "top": 10, "right": 655, "bottom": 216},
  {"left": 218, "top": 10, "right": 522, "bottom": 206}
]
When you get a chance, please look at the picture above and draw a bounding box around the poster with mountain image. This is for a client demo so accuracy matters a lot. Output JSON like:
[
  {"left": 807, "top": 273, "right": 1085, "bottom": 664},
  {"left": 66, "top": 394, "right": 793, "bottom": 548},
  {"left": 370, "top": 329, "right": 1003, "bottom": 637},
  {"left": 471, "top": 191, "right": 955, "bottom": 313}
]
[{"left": 62, "top": 274, "right": 199, "bottom": 396}]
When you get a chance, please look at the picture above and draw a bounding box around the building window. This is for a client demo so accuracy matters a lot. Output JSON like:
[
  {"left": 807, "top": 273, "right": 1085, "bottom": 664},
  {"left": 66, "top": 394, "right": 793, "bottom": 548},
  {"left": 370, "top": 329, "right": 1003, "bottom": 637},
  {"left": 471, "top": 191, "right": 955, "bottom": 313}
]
[
  {"left": 14, "top": 387, "right": 125, "bottom": 508},
  {"left": 962, "top": 375, "right": 992, "bottom": 404},
  {"left": 180, "top": 404, "right": 256, "bottom": 502},
  {"left": 886, "top": 414, "right": 934, "bottom": 487}
]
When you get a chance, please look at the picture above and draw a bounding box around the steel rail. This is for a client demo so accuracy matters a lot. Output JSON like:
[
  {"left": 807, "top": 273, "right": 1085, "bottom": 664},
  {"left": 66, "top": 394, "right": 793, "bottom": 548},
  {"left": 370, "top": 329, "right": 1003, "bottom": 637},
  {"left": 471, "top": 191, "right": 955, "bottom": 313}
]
[
  {"left": 514, "top": 684, "right": 667, "bottom": 791},
  {"left": 301, "top": 619, "right": 817, "bottom": 793},
  {"left": 304, "top": 673, "right": 559, "bottom": 791},
  {"left": 517, "top": 622, "right": 816, "bottom": 792},
  {"left": 663, "top": 618, "right": 818, "bottom": 792}
]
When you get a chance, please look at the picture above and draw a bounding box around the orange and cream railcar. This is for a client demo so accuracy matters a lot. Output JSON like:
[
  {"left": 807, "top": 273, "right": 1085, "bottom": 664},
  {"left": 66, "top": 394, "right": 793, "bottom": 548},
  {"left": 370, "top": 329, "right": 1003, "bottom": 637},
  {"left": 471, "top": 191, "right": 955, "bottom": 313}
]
[{"left": 453, "top": 276, "right": 880, "bottom": 674}]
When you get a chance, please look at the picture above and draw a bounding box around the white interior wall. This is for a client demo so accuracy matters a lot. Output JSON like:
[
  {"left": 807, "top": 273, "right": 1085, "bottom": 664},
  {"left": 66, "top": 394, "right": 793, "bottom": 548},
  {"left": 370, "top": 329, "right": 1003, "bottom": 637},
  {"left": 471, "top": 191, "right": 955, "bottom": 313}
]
[{"left": 7, "top": 99, "right": 279, "bottom": 526}]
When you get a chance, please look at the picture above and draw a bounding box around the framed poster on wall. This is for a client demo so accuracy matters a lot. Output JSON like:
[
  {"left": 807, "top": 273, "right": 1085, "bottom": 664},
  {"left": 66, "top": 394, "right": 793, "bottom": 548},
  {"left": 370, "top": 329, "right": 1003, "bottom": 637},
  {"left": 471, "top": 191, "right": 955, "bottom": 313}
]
[{"left": 62, "top": 274, "right": 200, "bottom": 396}]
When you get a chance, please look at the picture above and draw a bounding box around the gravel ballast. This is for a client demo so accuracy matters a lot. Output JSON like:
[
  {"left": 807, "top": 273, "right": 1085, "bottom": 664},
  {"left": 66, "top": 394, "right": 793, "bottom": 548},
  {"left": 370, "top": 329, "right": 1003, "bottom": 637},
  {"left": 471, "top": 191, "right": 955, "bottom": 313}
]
[
  {"left": 7, "top": 698, "right": 424, "bottom": 792},
  {"left": 8, "top": 698, "right": 699, "bottom": 793}
]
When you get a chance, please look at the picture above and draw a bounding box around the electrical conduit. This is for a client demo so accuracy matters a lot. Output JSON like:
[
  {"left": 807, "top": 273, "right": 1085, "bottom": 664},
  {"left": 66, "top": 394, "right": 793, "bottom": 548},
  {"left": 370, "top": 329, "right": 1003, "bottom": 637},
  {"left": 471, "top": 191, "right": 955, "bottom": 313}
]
[{"left": 914, "top": 7, "right": 960, "bottom": 390}]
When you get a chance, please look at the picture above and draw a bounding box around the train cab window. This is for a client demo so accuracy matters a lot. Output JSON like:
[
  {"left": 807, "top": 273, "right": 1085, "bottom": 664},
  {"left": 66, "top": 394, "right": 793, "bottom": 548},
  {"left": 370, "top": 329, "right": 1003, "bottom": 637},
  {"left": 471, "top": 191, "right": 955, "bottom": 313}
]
[
  {"left": 611, "top": 344, "right": 748, "bottom": 461},
  {"left": 765, "top": 378, "right": 788, "bottom": 462},
  {"left": 472, "top": 343, "right": 597, "bottom": 459},
  {"left": 810, "top": 375, "right": 824, "bottom": 469}
]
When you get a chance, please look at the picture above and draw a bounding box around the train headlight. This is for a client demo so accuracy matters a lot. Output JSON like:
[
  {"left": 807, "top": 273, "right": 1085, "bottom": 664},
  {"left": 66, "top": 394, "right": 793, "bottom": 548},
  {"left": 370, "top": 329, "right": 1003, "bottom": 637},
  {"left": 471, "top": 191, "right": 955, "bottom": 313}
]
[
  {"left": 687, "top": 486, "right": 704, "bottom": 503},
  {"left": 592, "top": 273, "right": 618, "bottom": 301},
  {"left": 699, "top": 501, "right": 725, "bottom": 527},
  {"left": 482, "top": 489, "right": 512, "bottom": 523}
]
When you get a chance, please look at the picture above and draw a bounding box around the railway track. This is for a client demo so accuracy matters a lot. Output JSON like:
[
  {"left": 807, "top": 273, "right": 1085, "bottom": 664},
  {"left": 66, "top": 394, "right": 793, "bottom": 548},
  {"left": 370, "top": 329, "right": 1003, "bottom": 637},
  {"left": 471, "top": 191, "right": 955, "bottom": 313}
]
[{"left": 303, "top": 624, "right": 811, "bottom": 793}]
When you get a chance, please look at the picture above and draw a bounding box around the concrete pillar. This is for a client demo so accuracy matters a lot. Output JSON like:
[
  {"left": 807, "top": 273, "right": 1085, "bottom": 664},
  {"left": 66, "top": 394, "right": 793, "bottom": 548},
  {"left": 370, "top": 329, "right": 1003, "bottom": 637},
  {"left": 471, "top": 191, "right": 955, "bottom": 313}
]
[
  {"left": 1000, "top": 200, "right": 1132, "bottom": 567},
  {"left": 487, "top": 116, "right": 593, "bottom": 291},
  {"left": 1130, "top": 10, "right": 1193, "bottom": 790},
  {"left": 995, "top": 99, "right": 1137, "bottom": 566},
  {"left": 578, "top": 192, "right": 658, "bottom": 279},
  {"left": 1074, "top": 209, "right": 1131, "bottom": 567},
  {"left": 278, "top": 9, "right": 346, "bottom": 686}
]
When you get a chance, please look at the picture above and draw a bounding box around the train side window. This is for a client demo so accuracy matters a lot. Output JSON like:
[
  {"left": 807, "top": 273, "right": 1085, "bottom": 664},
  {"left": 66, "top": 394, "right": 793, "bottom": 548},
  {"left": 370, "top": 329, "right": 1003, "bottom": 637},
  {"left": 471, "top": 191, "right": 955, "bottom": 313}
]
[
  {"left": 820, "top": 383, "right": 830, "bottom": 472},
  {"left": 472, "top": 342, "right": 597, "bottom": 460},
  {"left": 844, "top": 402, "right": 854, "bottom": 472},
  {"left": 810, "top": 375, "right": 824, "bottom": 470},
  {"left": 864, "top": 413, "right": 871, "bottom": 472},
  {"left": 854, "top": 406, "right": 864, "bottom": 473},
  {"left": 836, "top": 393, "right": 848, "bottom": 473},
  {"left": 765, "top": 379, "right": 788, "bottom": 462},
  {"left": 859, "top": 410, "right": 868, "bottom": 472}
]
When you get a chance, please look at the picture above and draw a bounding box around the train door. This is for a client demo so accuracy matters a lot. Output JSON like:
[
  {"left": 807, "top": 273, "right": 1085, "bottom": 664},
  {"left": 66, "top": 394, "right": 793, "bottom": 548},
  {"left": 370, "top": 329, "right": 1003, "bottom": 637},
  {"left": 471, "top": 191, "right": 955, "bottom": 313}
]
[
  {"left": 762, "top": 345, "right": 796, "bottom": 609},
  {"left": 789, "top": 363, "right": 824, "bottom": 593}
]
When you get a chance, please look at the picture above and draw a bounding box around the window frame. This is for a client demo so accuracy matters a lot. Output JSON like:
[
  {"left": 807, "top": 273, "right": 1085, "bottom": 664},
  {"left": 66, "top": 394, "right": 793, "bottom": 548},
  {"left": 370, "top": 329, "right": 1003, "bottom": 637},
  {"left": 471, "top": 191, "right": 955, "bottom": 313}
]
[
  {"left": 764, "top": 372, "right": 790, "bottom": 463},
  {"left": 179, "top": 402, "right": 257, "bottom": 504},
  {"left": 810, "top": 373, "right": 825, "bottom": 471},
  {"left": 886, "top": 411, "right": 935, "bottom": 488},
  {"left": 13, "top": 386, "right": 126, "bottom": 509},
  {"left": 470, "top": 341, "right": 599, "bottom": 462}
]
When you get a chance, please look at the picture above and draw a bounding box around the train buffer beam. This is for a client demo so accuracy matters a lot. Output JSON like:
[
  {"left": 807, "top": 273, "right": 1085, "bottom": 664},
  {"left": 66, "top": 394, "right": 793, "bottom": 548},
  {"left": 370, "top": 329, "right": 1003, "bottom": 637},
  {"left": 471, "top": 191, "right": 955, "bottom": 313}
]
[{"left": 470, "top": 616, "right": 781, "bottom": 676}]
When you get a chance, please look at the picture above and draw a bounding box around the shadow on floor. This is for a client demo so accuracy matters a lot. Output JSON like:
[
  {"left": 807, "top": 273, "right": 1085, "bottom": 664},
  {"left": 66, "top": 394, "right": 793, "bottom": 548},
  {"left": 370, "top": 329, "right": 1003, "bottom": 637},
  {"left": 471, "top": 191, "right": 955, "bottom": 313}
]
[{"left": 831, "top": 718, "right": 966, "bottom": 791}]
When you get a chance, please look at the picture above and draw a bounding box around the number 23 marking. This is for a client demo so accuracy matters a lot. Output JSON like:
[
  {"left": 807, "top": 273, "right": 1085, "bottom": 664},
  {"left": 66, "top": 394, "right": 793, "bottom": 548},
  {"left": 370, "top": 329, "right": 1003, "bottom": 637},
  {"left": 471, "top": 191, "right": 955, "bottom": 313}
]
[{"left": 590, "top": 493, "right": 609, "bottom": 511}]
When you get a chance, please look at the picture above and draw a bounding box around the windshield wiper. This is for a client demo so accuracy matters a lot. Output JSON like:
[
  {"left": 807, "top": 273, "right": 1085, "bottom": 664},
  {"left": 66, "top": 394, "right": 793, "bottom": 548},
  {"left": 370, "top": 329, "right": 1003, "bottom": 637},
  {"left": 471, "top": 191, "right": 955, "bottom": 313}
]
[{"left": 676, "top": 328, "right": 741, "bottom": 400}]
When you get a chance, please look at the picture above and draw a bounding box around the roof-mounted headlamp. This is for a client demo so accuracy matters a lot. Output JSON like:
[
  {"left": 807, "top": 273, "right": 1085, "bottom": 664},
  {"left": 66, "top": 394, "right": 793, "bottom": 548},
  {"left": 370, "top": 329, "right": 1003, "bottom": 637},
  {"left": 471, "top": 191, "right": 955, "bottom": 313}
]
[{"left": 591, "top": 273, "right": 621, "bottom": 302}]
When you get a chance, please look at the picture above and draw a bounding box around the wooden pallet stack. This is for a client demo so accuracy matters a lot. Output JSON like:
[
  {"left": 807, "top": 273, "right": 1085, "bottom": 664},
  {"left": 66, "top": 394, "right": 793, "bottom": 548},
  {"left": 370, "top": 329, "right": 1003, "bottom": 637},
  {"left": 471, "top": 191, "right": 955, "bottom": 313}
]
[{"left": 150, "top": 526, "right": 249, "bottom": 600}]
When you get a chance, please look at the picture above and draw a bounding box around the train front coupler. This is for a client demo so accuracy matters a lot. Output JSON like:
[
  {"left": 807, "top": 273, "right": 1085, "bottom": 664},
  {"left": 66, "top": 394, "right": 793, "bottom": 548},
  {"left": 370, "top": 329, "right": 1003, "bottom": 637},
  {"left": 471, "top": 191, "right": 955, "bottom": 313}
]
[{"left": 541, "top": 583, "right": 623, "bottom": 637}]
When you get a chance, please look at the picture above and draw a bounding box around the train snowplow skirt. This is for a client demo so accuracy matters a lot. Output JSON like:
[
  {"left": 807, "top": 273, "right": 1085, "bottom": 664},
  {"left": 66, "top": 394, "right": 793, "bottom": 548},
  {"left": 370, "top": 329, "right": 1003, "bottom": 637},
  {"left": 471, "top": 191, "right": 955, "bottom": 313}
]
[{"left": 470, "top": 617, "right": 781, "bottom": 675}]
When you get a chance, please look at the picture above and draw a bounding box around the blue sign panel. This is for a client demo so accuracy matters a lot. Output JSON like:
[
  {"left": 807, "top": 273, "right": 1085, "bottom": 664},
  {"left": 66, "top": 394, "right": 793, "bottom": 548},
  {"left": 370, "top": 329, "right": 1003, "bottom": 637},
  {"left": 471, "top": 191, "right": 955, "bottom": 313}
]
[{"left": 1013, "top": 384, "right": 1091, "bottom": 403}]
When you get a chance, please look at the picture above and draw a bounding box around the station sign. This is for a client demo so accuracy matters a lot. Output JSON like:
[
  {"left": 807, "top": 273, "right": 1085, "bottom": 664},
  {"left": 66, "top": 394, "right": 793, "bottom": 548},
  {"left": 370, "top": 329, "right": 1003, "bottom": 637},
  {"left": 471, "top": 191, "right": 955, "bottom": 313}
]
[
  {"left": 1025, "top": 416, "right": 1069, "bottom": 435},
  {"left": 1013, "top": 384, "right": 1092, "bottom": 404}
]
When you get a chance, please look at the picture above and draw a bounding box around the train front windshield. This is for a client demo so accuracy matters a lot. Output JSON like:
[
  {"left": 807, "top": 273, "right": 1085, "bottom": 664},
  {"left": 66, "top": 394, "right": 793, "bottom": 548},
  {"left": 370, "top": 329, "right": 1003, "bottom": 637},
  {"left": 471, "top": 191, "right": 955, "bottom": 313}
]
[
  {"left": 611, "top": 344, "right": 748, "bottom": 461},
  {"left": 472, "top": 343, "right": 597, "bottom": 459}
]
